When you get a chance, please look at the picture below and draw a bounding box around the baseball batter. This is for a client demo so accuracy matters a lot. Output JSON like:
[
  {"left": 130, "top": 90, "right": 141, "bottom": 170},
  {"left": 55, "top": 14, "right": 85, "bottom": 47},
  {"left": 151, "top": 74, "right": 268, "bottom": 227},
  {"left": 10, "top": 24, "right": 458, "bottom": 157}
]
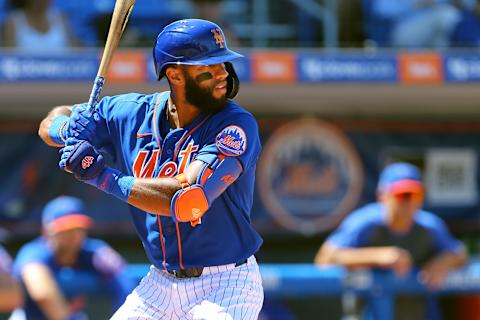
[{"left": 38, "top": 19, "right": 264, "bottom": 319}]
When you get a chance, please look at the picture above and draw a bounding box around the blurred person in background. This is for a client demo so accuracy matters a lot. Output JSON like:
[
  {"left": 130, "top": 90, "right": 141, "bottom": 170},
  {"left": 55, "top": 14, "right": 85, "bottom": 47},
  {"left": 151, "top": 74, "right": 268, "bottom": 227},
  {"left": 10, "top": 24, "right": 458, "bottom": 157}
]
[
  {"left": 369, "top": 0, "right": 461, "bottom": 48},
  {"left": 315, "top": 162, "right": 467, "bottom": 319},
  {"left": 1, "top": 0, "right": 79, "bottom": 50},
  {"left": 450, "top": 0, "right": 480, "bottom": 46},
  {"left": 10, "top": 195, "right": 134, "bottom": 320},
  {"left": 0, "top": 243, "right": 22, "bottom": 314}
]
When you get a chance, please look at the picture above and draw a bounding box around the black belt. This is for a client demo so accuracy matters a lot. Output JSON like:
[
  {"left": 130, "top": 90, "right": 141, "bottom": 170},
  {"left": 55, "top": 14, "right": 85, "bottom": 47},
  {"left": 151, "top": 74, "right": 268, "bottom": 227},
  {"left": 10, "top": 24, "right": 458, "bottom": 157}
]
[{"left": 167, "top": 259, "right": 247, "bottom": 279}]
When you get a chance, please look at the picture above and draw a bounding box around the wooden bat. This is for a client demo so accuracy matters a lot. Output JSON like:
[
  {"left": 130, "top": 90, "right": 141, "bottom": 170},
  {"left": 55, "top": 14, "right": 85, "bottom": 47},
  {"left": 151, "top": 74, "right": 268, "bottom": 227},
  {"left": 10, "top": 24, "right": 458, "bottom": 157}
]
[{"left": 86, "top": 0, "right": 136, "bottom": 112}]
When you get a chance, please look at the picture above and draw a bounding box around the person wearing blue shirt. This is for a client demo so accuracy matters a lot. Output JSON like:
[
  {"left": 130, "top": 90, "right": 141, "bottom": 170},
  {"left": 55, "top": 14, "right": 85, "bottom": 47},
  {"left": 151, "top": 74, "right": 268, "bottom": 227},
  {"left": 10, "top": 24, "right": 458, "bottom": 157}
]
[
  {"left": 10, "top": 196, "right": 134, "bottom": 320},
  {"left": 315, "top": 162, "right": 467, "bottom": 319},
  {"left": 0, "top": 243, "right": 22, "bottom": 313},
  {"left": 37, "top": 19, "right": 264, "bottom": 319},
  {"left": 370, "top": 0, "right": 460, "bottom": 48}
]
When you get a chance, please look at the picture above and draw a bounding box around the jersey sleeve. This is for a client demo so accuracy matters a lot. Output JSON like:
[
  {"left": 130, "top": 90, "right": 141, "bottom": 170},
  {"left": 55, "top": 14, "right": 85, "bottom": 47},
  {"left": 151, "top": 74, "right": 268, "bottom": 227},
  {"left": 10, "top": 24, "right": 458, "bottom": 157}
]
[
  {"left": 0, "top": 245, "right": 13, "bottom": 273},
  {"left": 91, "top": 242, "right": 127, "bottom": 277},
  {"left": 424, "top": 214, "right": 464, "bottom": 254},
  {"left": 73, "top": 93, "right": 146, "bottom": 161},
  {"left": 326, "top": 207, "right": 377, "bottom": 248},
  {"left": 91, "top": 240, "right": 135, "bottom": 310},
  {"left": 13, "top": 239, "right": 51, "bottom": 275},
  {"left": 195, "top": 112, "right": 262, "bottom": 172}
]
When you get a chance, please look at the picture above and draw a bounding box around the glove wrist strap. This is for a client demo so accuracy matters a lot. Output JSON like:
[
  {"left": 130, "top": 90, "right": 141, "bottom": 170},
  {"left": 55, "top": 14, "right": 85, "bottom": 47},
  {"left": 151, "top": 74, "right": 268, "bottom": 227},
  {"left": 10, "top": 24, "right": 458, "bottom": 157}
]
[
  {"left": 86, "top": 166, "right": 135, "bottom": 202},
  {"left": 49, "top": 115, "right": 69, "bottom": 145}
]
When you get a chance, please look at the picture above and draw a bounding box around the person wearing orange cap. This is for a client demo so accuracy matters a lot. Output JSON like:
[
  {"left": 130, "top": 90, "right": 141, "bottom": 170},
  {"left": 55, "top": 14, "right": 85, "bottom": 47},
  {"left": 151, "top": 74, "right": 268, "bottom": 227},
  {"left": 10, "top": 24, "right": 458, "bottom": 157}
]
[
  {"left": 315, "top": 162, "right": 467, "bottom": 319},
  {"left": 10, "top": 195, "right": 134, "bottom": 320}
]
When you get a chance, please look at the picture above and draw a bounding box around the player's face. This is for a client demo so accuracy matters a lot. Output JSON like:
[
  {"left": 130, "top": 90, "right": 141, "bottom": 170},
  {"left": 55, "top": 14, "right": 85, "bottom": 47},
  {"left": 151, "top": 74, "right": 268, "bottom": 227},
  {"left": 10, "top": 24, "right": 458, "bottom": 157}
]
[
  {"left": 183, "top": 63, "right": 229, "bottom": 114},
  {"left": 48, "top": 228, "right": 87, "bottom": 258},
  {"left": 382, "top": 191, "right": 424, "bottom": 227}
]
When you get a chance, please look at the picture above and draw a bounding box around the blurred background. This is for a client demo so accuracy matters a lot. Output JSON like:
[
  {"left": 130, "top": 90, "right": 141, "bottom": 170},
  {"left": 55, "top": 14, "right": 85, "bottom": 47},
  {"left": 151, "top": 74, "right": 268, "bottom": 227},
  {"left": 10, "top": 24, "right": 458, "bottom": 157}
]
[{"left": 2, "top": 0, "right": 480, "bottom": 319}]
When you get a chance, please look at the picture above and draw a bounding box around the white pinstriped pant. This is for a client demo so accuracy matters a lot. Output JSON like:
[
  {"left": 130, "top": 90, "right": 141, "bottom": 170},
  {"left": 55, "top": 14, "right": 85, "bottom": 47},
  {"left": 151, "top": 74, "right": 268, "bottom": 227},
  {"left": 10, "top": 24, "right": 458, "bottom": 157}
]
[{"left": 110, "top": 256, "right": 264, "bottom": 320}]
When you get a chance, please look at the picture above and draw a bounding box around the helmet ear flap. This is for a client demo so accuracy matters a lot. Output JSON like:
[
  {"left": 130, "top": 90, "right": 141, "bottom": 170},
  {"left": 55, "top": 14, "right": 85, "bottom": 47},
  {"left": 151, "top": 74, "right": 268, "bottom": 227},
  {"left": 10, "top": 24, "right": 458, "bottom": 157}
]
[{"left": 225, "top": 62, "right": 240, "bottom": 99}]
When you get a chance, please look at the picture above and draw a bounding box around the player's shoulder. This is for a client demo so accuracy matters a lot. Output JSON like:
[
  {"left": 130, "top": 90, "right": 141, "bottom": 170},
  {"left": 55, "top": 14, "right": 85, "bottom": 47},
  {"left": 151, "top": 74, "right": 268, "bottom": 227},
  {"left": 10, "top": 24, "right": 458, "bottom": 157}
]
[
  {"left": 209, "top": 101, "right": 258, "bottom": 129},
  {"left": 343, "top": 203, "right": 384, "bottom": 227},
  {"left": 415, "top": 209, "right": 448, "bottom": 230},
  {"left": 15, "top": 237, "right": 51, "bottom": 264},
  {"left": 98, "top": 92, "right": 161, "bottom": 114},
  {"left": 82, "top": 238, "right": 111, "bottom": 252}
]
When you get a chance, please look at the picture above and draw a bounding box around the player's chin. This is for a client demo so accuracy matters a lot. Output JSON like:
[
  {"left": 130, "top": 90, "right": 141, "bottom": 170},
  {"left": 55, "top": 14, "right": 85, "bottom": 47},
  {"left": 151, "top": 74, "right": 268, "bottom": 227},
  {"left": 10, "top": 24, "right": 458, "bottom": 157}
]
[{"left": 213, "top": 86, "right": 227, "bottom": 99}]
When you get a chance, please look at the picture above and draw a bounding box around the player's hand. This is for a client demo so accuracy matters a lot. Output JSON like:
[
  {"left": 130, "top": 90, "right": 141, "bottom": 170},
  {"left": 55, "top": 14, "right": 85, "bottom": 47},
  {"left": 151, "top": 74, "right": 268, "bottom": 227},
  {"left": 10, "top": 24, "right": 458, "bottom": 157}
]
[
  {"left": 379, "top": 247, "right": 412, "bottom": 277},
  {"left": 68, "top": 104, "right": 99, "bottom": 142},
  {"left": 419, "top": 259, "right": 450, "bottom": 290},
  {"left": 59, "top": 139, "right": 105, "bottom": 181}
]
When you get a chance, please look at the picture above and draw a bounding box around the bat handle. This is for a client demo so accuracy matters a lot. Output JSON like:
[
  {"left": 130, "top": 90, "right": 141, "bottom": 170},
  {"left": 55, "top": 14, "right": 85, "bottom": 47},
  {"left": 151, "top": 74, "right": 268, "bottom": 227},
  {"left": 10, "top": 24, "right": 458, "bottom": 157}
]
[{"left": 87, "top": 76, "right": 106, "bottom": 113}]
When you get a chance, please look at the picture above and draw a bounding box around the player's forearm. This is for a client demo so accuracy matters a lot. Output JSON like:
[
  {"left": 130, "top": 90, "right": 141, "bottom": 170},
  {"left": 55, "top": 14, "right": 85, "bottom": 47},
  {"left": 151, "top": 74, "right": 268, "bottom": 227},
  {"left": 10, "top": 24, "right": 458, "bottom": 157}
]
[
  {"left": 0, "top": 273, "right": 22, "bottom": 311},
  {"left": 320, "top": 247, "right": 398, "bottom": 269},
  {"left": 22, "top": 264, "right": 70, "bottom": 320},
  {"left": 429, "top": 248, "right": 468, "bottom": 271},
  {"left": 127, "top": 177, "right": 180, "bottom": 216},
  {"left": 38, "top": 106, "right": 72, "bottom": 147}
]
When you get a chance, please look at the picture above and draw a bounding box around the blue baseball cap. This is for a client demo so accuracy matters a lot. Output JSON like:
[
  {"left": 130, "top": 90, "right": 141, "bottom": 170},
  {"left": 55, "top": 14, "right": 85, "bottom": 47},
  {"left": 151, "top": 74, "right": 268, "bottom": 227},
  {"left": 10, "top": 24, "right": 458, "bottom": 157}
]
[
  {"left": 42, "top": 196, "right": 92, "bottom": 233},
  {"left": 377, "top": 162, "right": 424, "bottom": 195}
]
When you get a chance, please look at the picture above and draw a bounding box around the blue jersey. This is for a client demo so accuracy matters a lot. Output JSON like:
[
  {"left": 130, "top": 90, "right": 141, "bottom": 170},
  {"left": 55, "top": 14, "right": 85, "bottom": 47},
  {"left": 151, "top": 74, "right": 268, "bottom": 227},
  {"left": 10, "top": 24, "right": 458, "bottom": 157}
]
[
  {"left": 82, "top": 91, "right": 263, "bottom": 270},
  {"left": 326, "top": 203, "right": 463, "bottom": 266},
  {"left": 13, "top": 237, "right": 131, "bottom": 319}
]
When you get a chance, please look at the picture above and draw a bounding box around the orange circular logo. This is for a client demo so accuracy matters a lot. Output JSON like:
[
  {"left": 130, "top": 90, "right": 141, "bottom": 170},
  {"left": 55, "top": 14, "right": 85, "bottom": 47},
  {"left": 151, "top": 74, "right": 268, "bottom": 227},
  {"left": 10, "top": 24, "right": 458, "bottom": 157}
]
[{"left": 257, "top": 118, "right": 364, "bottom": 235}]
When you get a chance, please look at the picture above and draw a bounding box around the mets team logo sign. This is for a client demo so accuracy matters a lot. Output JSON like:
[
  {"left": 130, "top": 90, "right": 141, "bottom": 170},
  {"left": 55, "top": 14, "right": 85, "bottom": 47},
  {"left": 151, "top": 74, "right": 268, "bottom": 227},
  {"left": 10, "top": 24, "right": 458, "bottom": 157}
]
[
  {"left": 216, "top": 125, "right": 247, "bottom": 157},
  {"left": 257, "top": 118, "right": 363, "bottom": 235}
]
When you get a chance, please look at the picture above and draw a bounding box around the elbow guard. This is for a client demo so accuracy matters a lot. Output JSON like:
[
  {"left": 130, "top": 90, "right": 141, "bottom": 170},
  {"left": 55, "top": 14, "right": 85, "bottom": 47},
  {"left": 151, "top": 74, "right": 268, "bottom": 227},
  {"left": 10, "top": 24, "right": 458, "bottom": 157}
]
[
  {"left": 171, "top": 174, "right": 208, "bottom": 227},
  {"left": 170, "top": 156, "right": 243, "bottom": 227}
]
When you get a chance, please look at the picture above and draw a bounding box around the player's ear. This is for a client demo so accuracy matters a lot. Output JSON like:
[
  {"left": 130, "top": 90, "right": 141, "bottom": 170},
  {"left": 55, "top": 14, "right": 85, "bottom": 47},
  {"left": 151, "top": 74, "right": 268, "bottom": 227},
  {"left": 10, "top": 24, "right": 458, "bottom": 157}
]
[{"left": 165, "top": 66, "right": 184, "bottom": 85}]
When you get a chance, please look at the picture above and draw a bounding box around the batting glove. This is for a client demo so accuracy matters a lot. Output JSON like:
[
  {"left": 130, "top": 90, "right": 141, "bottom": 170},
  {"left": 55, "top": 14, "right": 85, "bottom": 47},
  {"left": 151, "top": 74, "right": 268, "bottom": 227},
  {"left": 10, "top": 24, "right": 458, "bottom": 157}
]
[
  {"left": 60, "top": 139, "right": 105, "bottom": 181},
  {"left": 68, "top": 104, "right": 100, "bottom": 142}
]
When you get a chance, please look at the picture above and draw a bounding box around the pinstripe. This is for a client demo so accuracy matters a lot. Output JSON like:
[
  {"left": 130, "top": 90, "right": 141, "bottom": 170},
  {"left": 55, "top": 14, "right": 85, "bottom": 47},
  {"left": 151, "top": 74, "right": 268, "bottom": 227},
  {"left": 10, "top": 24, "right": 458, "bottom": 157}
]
[
  {"left": 232, "top": 263, "right": 242, "bottom": 319},
  {"left": 113, "top": 258, "right": 263, "bottom": 320}
]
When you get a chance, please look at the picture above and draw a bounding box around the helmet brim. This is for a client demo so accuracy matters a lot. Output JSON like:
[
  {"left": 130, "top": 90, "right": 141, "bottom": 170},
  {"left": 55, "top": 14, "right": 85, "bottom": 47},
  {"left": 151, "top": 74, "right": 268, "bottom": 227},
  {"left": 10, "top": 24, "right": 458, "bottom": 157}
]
[
  {"left": 157, "top": 49, "right": 244, "bottom": 80},
  {"left": 170, "top": 49, "right": 243, "bottom": 67}
]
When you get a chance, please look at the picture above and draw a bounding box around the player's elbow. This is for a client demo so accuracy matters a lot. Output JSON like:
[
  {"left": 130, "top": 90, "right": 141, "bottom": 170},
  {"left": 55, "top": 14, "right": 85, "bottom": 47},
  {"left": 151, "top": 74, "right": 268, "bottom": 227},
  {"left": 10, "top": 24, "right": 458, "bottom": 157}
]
[{"left": 314, "top": 244, "right": 336, "bottom": 266}]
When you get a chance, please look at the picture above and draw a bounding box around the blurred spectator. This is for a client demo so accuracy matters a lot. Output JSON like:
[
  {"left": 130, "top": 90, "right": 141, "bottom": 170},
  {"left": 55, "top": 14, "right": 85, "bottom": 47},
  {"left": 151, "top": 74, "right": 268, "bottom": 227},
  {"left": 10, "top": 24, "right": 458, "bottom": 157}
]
[
  {"left": 315, "top": 162, "right": 467, "bottom": 319},
  {"left": 0, "top": 243, "right": 22, "bottom": 313},
  {"left": 367, "top": 0, "right": 461, "bottom": 48},
  {"left": 1, "top": 0, "right": 79, "bottom": 50},
  {"left": 451, "top": 0, "right": 480, "bottom": 46},
  {"left": 10, "top": 196, "right": 134, "bottom": 320}
]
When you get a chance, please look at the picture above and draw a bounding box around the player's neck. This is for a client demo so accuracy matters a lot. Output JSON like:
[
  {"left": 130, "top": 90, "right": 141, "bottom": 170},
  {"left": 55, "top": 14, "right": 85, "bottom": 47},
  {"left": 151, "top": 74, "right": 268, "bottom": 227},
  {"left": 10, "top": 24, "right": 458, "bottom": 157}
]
[
  {"left": 55, "top": 251, "right": 78, "bottom": 266},
  {"left": 168, "top": 96, "right": 201, "bottom": 129}
]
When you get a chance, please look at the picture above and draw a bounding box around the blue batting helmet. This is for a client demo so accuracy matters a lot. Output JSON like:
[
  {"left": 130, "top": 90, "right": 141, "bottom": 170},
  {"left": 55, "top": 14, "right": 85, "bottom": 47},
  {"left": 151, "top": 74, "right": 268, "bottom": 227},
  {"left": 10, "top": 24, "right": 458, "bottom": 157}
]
[{"left": 153, "top": 19, "right": 243, "bottom": 98}]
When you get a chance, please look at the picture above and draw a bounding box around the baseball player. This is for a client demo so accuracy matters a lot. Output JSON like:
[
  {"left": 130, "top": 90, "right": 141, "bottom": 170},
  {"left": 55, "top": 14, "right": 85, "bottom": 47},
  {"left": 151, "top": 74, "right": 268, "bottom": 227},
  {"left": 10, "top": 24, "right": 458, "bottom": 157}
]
[
  {"left": 11, "top": 196, "right": 133, "bottom": 320},
  {"left": 38, "top": 19, "right": 264, "bottom": 319},
  {"left": 0, "top": 243, "right": 22, "bottom": 313}
]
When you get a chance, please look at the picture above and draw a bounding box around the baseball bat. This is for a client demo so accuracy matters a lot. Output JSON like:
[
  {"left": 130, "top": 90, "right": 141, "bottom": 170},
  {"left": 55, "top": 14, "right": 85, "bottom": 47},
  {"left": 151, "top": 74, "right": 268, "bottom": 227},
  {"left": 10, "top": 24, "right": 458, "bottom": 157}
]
[{"left": 87, "top": 0, "right": 136, "bottom": 112}]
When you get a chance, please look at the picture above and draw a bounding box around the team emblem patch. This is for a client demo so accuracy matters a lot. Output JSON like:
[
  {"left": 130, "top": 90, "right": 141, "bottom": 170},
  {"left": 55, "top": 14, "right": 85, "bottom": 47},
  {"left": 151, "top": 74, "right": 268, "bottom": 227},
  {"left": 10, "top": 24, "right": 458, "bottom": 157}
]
[{"left": 216, "top": 125, "right": 247, "bottom": 156}]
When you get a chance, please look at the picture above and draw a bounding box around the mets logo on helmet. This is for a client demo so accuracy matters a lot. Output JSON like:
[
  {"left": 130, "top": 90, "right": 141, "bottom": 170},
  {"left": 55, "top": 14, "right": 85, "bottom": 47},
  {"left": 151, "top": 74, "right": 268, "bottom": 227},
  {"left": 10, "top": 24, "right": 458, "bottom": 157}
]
[
  {"left": 216, "top": 125, "right": 247, "bottom": 157},
  {"left": 211, "top": 28, "right": 224, "bottom": 48},
  {"left": 257, "top": 118, "right": 364, "bottom": 235}
]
